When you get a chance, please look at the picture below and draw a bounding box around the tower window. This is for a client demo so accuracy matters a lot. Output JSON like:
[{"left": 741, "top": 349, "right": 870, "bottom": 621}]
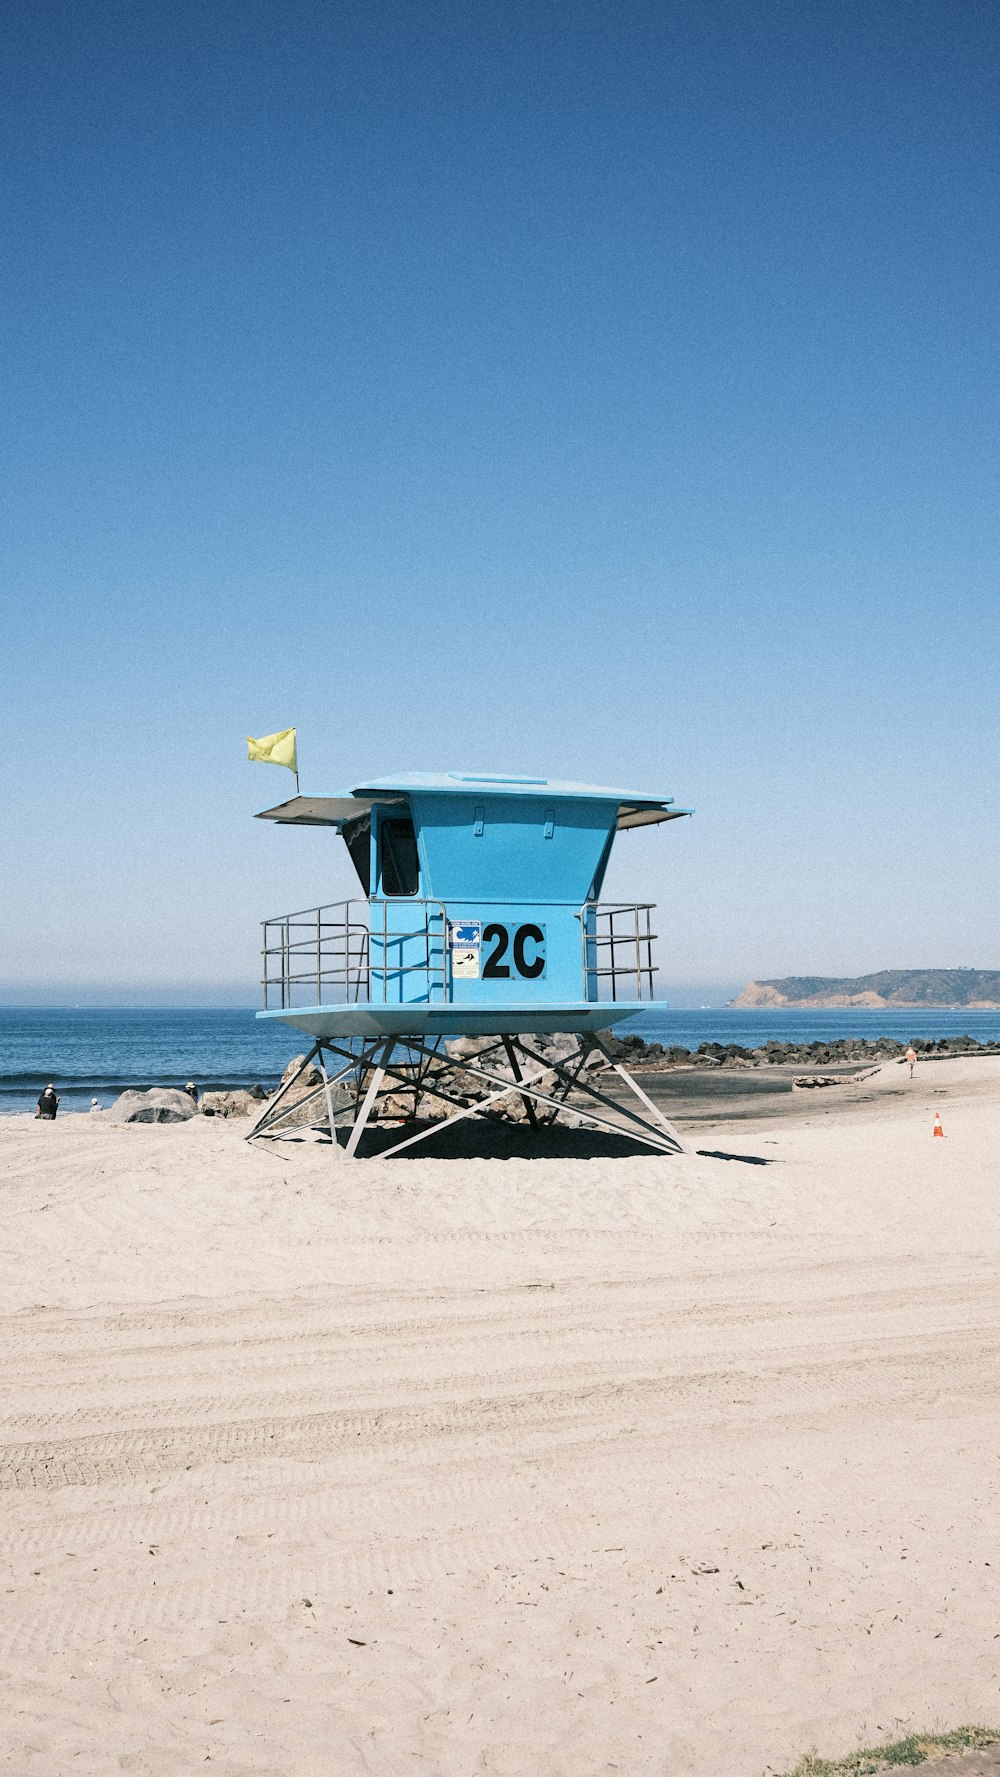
[{"left": 380, "top": 816, "right": 420, "bottom": 896}]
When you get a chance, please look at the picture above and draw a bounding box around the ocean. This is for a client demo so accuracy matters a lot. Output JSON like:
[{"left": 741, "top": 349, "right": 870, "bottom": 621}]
[
  {"left": 0, "top": 1008, "right": 300, "bottom": 1116},
  {"left": 3, "top": 1004, "right": 1000, "bottom": 1115}
]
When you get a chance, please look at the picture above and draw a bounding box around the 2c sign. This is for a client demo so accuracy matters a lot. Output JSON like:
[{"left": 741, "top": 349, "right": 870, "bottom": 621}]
[{"left": 482, "top": 922, "right": 545, "bottom": 980}]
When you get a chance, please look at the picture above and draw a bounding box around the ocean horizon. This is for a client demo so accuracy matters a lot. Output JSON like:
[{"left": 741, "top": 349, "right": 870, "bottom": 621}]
[{"left": 4, "top": 1003, "right": 1000, "bottom": 1116}]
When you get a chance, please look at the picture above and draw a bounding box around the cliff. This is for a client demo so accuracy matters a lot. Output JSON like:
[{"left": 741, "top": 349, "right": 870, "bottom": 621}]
[{"left": 734, "top": 969, "right": 1000, "bottom": 1009}]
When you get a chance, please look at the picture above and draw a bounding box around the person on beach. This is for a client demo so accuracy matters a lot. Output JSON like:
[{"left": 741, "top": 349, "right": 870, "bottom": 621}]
[
  {"left": 90, "top": 1097, "right": 101, "bottom": 1113},
  {"left": 36, "top": 1084, "right": 59, "bottom": 1119},
  {"left": 906, "top": 1046, "right": 917, "bottom": 1078},
  {"left": 185, "top": 1081, "right": 198, "bottom": 1103}
]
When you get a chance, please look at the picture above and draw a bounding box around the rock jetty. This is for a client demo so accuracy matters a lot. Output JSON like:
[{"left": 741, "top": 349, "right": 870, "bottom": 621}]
[{"left": 597, "top": 1031, "right": 1000, "bottom": 1069}]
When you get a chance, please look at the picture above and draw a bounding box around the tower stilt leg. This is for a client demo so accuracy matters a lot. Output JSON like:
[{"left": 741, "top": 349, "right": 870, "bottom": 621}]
[
  {"left": 245, "top": 1042, "right": 322, "bottom": 1139},
  {"left": 343, "top": 1040, "right": 394, "bottom": 1159},
  {"left": 502, "top": 1036, "right": 539, "bottom": 1129},
  {"left": 589, "top": 1034, "right": 692, "bottom": 1155}
]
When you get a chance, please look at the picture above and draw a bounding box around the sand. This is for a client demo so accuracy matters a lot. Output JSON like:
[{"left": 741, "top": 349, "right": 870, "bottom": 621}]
[{"left": 2, "top": 1057, "right": 1000, "bottom": 1775}]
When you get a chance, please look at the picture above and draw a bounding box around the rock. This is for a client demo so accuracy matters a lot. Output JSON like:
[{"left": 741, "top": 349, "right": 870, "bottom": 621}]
[
  {"left": 267, "top": 1057, "right": 331, "bottom": 1126},
  {"left": 444, "top": 1037, "right": 498, "bottom": 1061},
  {"left": 373, "top": 1092, "right": 413, "bottom": 1122},
  {"left": 522, "top": 1032, "right": 577, "bottom": 1064},
  {"left": 423, "top": 1092, "right": 462, "bottom": 1119},
  {"left": 380, "top": 1088, "right": 458, "bottom": 1121},
  {"left": 281, "top": 1055, "right": 323, "bottom": 1088},
  {"left": 260, "top": 1060, "right": 353, "bottom": 1132},
  {"left": 200, "top": 1090, "right": 263, "bottom": 1119},
  {"left": 482, "top": 1090, "right": 532, "bottom": 1123},
  {"left": 108, "top": 1088, "right": 195, "bottom": 1124}
]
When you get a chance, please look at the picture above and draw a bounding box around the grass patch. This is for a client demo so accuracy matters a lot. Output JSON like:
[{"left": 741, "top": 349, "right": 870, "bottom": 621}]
[{"left": 783, "top": 1725, "right": 1000, "bottom": 1776}]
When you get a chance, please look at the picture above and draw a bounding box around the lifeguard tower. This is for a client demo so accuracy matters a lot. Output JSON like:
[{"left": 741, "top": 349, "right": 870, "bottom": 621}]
[{"left": 248, "top": 770, "right": 692, "bottom": 1157}]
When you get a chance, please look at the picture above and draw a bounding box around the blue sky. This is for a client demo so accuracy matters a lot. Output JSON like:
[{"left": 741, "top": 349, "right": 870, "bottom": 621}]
[{"left": 2, "top": 0, "right": 997, "bottom": 1004}]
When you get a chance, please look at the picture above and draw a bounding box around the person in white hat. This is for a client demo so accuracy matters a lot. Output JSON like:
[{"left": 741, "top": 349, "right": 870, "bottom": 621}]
[
  {"left": 36, "top": 1084, "right": 59, "bottom": 1119},
  {"left": 90, "top": 1097, "right": 101, "bottom": 1113}
]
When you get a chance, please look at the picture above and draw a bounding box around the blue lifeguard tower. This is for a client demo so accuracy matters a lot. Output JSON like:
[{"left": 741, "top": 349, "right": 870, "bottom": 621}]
[{"left": 248, "top": 770, "right": 692, "bottom": 1157}]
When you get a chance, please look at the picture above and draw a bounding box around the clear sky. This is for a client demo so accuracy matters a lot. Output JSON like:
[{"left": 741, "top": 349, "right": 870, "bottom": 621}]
[{"left": 2, "top": 0, "right": 997, "bottom": 1006}]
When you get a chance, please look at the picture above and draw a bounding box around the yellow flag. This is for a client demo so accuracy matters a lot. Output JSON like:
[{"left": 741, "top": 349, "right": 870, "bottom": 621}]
[{"left": 247, "top": 727, "right": 298, "bottom": 773}]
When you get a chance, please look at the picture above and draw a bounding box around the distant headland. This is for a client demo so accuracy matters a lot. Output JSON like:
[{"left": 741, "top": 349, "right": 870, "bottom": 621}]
[{"left": 734, "top": 969, "right": 1000, "bottom": 1009}]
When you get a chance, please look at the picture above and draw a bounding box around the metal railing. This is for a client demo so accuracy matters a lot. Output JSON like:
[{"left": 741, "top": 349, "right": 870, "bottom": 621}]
[
  {"left": 262, "top": 899, "right": 448, "bottom": 1010},
  {"left": 262, "top": 896, "right": 657, "bottom": 1010},
  {"left": 580, "top": 902, "right": 658, "bottom": 1002}
]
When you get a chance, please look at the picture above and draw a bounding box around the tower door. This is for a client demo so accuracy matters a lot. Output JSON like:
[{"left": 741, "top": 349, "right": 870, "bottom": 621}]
[{"left": 376, "top": 810, "right": 420, "bottom": 897}]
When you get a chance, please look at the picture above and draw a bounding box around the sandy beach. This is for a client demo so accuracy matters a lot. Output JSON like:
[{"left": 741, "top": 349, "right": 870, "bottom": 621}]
[{"left": 2, "top": 1057, "right": 1000, "bottom": 1774}]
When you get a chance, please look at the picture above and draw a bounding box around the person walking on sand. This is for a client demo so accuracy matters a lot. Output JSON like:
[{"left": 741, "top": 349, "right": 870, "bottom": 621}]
[
  {"left": 906, "top": 1045, "right": 917, "bottom": 1079},
  {"left": 36, "top": 1084, "right": 59, "bottom": 1119}
]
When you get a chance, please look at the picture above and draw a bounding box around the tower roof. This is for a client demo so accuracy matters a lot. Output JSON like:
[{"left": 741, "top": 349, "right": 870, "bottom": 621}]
[{"left": 256, "top": 770, "right": 691, "bottom": 831}]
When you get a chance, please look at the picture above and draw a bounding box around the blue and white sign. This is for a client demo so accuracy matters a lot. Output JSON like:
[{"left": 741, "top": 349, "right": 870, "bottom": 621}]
[
  {"left": 449, "top": 920, "right": 482, "bottom": 980},
  {"left": 449, "top": 922, "right": 482, "bottom": 949}
]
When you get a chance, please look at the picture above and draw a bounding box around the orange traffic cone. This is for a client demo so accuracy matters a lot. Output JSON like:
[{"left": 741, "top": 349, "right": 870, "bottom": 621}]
[{"left": 933, "top": 1113, "right": 944, "bottom": 1138}]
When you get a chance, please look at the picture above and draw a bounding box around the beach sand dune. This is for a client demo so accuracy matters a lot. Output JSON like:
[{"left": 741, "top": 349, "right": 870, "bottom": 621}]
[{"left": 2, "top": 1058, "right": 1000, "bottom": 1774}]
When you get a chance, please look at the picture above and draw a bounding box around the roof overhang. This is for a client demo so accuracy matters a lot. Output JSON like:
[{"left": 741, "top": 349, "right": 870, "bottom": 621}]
[
  {"left": 616, "top": 805, "right": 693, "bottom": 830},
  {"left": 256, "top": 792, "right": 692, "bottom": 831},
  {"left": 255, "top": 794, "right": 403, "bottom": 828}
]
